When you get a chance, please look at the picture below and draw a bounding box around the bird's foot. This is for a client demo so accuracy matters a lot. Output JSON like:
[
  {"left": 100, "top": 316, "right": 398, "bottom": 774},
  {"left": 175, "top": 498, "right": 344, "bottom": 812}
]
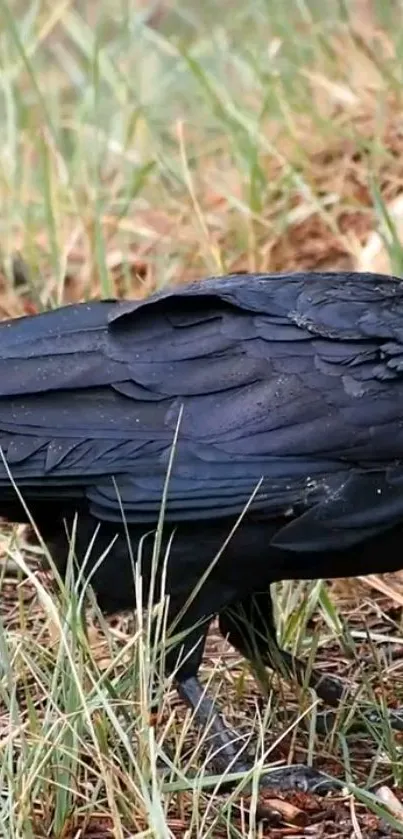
[
  {"left": 176, "top": 676, "right": 340, "bottom": 797},
  {"left": 307, "top": 704, "right": 403, "bottom": 735},
  {"left": 257, "top": 764, "right": 339, "bottom": 794}
]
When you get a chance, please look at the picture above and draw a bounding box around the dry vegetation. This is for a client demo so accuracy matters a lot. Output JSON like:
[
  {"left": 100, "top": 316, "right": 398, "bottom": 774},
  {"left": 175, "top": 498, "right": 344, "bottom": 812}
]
[{"left": 3, "top": 0, "right": 403, "bottom": 836}]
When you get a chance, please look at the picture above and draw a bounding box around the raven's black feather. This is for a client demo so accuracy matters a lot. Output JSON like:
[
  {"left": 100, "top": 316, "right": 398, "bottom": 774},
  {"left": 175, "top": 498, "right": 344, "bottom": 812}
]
[{"left": 1, "top": 272, "right": 403, "bottom": 552}]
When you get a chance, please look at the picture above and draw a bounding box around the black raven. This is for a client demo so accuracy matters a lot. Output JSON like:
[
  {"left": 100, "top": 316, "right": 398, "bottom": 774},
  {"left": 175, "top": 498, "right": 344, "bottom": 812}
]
[{"left": 2, "top": 270, "right": 403, "bottom": 794}]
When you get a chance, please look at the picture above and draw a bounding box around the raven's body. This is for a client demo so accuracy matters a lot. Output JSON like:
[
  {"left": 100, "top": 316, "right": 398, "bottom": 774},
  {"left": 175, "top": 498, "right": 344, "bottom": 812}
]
[{"left": 3, "top": 271, "right": 403, "bottom": 793}]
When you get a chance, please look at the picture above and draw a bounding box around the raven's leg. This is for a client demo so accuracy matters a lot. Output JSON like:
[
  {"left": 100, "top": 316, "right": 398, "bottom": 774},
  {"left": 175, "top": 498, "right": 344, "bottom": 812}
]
[
  {"left": 218, "top": 592, "right": 403, "bottom": 732},
  {"left": 164, "top": 601, "right": 337, "bottom": 794},
  {"left": 219, "top": 592, "right": 345, "bottom": 705}
]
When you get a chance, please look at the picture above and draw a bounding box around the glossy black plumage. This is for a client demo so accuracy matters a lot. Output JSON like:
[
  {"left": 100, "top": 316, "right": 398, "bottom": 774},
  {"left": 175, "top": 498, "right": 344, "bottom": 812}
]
[
  {"left": 3, "top": 272, "right": 403, "bottom": 544},
  {"left": 3, "top": 269, "right": 403, "bottom": 794}
]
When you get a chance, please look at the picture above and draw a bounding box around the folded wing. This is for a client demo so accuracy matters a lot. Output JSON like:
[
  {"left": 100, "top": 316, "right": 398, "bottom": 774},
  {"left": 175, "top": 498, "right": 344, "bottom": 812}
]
[{"left": 1, "top": 272, "right": 403, "bottom": 550}]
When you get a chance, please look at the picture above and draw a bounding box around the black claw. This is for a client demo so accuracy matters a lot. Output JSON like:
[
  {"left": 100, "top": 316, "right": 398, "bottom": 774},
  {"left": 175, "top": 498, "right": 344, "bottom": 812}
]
[
  {"left": 279, "top": 704, "right": 403, "bottom": 736},
  {"left": 259, "top": 765, "right": 339, "bottom": 794},
  {"left": 388, "top": 709, "right": 403, "bottom": 731},
  {"left": 315, "top": 706, "right": 403, "bottom": 734}
]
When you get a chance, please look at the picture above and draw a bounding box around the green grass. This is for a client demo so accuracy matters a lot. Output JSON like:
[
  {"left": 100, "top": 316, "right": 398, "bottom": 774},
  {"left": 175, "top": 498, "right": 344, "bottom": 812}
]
[
  {"left": 1, "top": 0, "right": 402, "bottom": 308},
  {"left": 2, "top": 1, "right": 403, "bottom": 836}
]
